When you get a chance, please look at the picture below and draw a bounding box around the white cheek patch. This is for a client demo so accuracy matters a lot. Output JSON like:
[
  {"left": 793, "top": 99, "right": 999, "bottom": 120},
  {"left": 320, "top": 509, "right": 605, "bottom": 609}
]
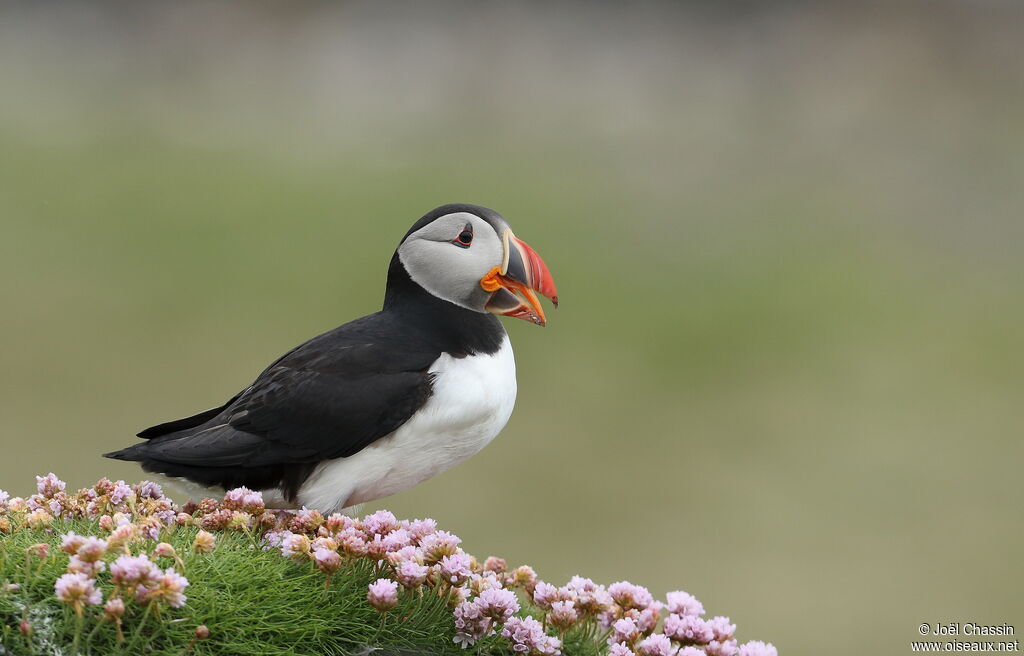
[{"left": 398, "top": 215, "right": 504, "bottom": 310}]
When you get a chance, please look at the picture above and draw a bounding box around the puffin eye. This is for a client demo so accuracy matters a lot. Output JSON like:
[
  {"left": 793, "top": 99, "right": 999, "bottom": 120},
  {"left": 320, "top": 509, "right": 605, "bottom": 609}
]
[{"left": 453, "top": 224, "right": 473, "bottom": 248}]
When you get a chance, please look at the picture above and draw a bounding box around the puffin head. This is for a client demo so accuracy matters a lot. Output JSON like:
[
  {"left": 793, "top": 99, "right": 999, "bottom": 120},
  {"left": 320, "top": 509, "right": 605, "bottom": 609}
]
[{"left": 394, "top": 204, "right": 558, "bottom": 326}]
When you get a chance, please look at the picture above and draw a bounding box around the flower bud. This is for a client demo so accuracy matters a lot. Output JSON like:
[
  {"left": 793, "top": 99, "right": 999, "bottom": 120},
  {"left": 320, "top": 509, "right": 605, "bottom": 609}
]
[
  {"left": 192, "top": 530, "right": 216, "bottom": 553},
  {"left": 25, "top": 509, "right": 53, "bottom": 530},
  {"left": 104, "top": 597, "right": 126, "bottom": 619},
  {"left": 154, "top": 542, "right": 177, "bottom": 559},
  {"left": 27, "top": 543, "right": 49, "bottom": 559}
]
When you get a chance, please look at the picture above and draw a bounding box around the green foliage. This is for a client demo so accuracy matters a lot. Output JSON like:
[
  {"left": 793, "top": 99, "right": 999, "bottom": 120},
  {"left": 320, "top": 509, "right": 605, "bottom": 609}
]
[{"left": 0, "top": 520, "right": 604, "bottom": 656}]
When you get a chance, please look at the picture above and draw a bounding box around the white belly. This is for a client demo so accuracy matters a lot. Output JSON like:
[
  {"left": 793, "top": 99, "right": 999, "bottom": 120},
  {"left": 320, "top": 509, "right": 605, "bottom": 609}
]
[{"left": 290, "top": 335, "right": 517, "bottom": 514}]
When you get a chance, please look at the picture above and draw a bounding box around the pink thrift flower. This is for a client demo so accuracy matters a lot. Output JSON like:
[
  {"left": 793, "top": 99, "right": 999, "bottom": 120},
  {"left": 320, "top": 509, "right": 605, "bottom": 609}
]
[
  {"left": 501, "top": 616, "right": 562, "bottom": 656},
  {"left": 107, "top": 524, "right": 137, "bottom": 549},
  {"left": 242, "top": 490, "right": 265, "bottom": 512},
  {"left": 664, "top": 614, "right": 714, "bottom": 645},
  {"left": 629, "top": 604, "right": 664, "bottom": 633},
  {"left": 362, "top": 509, "right": 399, "bottom": 537},
  {"left": 74, "top": 537, "right": 108, "bottom": 562},
  {"left": 94, "top": 478, "right": 116, "bottom": 496},
  {"left": 365, "top": 535, "right": 389, "bottom": 560},
  {"left": 439, "top": 552, "right": 473, "bottom": 585},
  {"left": 198, "top": 509, "right": 233, "bottom": 531},
  {"left": 262, "top": 530, "right": 289, "bottom": 549},
  {"left": 565, "top": 575, "right": 612, "bottom": 615},
  {"left": 476, "top": 587, "right": 520, "bottom": 623},
  {"left": 532, "top": 581, "right": 560, "bottom": 610},
  {"left": 336, "top": 527, "right": 368, "bottom": 557},
  {"left": 54, "top": 573, "right": 102, "bottom": 607},
  {"left": 314, "top": 548, "right": 342, "bottom": 574},
  {"left": 67, "top": 555, "right": 106, "bottom": 576},
  {"left": 468, "top": 571, "right": 503, "bottom": 596},
  {"left": 396, "top": 560, "right": 429, "bottom": 589},
  {"left": 8, "top": 497, "right": 28, "bottom": 513},
  {"left": 738, "top": 641, "right": 777, "bottom": 656},
  {"left": 611, "top": 617, "right": 642, "bottom": 645},
  {"left": 405, "top": 517, "right": 438, "bottom": 539},
  {"left": 227, "top": 511, "right": 252, "bottom": 531},
  {"left": 222, "top": 486, "right": 249, "bottom": 508},
  {"left": 637, "top": 634, "right": 677, "bottom": 656},
  {"left": 154, "top": 542, "right": 177, "bottom": 559},
  {"left": 382, "top": 528, "right": 412, "bottom": 552},
  {"left": 609, "top": 643, "right": 637, "bottom": 656},
  {"left": 137, "top": 568, "right": 189, "bottom": 608},
  {"left": 609, "top": 581, "right": 654, "bottom": 611},
  {"left": 193, "top": 530, "right": 216, "bottom": 553},
  {"left": 28, "top": 543, "right": 49, "bottom": 559},
  {"left": 289, "top": 507, "right": 324, "bottom": 533},
  {"left": 508, "top": 564, "right": 538, "bottom": 592},
  {"left": 110, "top": 554, "right": 160, "bottom": 588},
  {"left": 666, "top": 591, "right": 704, "bottom": 618},
  {"left": 367, "top": 578, "right": 399, "bottom": 612},
  {"left": 387, "top": 545, "right": 424, "bottom": 566},
  {"left": 483, "top": 556, "right": 507, "bottom": 573},
  {"left": 104, "top": 597, "right": 126, "bottom": 619},
  {"left": 453, "top": 599, "right": 493, "bottom": 648},
  {"left": 420, "top": 530, "right": 461, "bottom": 563},
  {"left": 448, "top": 586, "right": 470, "bottom": 606},
  {"left": 548, "top": 600, "right": 578, "bottom": 630},
  {"left": 36, "top": 473, "right": 66, "bottom": 497},
  {"left": 679, "top": 648, "right": 708, "bottom": 656},
  {"left": 708, "top": 616, "right": 736, "bottom": 642},
  {"left": 60, "top": 532, "right": 87, "bottom": 555},
  {"left": 280, "top": 533, "right": 311, "bottom": 560},
  {"left": 136, "top": 481, "right": 164, "bottom": 500},
  {"left": 706, "top": 640, "right": 740, "bottom": 656},
  {"left": 25, "top": 509, "right": 53, "bottom": 530},
  {"left": 312, "top": 537, "right": 339, "bottom": 552},
  {"left": 324, "top": 513, "right": 356, "bottom": 534},
  {"left": 110, "top": 481, "right": 134, "bottom": 505}
]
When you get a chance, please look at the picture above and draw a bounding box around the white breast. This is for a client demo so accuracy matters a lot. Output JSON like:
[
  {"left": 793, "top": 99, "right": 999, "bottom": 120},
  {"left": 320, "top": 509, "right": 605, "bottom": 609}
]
[{"left": 290, "top": 334, "right": 517, "bottom": 514}]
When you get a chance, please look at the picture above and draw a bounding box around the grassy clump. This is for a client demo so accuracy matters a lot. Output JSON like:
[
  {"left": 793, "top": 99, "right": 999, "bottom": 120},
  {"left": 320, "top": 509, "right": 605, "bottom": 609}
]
[
  {"left": 1, "top": 519, "right": 508, "bottom": 656},
  {"left": 0, "top": 471, "right": 614, "bottom": 656}
]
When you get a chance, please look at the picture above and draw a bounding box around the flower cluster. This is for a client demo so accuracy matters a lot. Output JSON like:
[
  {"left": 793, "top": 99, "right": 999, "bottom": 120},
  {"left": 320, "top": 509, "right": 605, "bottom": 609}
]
[
  {"left": 584, "top": 580, "right": 774, "bottom": 656},
  {"left": 0, "top": 475, "right": 777, "bottom": 656},
  {"left": 260, "top": 507, "right": 559, "bottom": 652},
  {"left": 1, "top": 475, "right": 194, "bottom": 645}
]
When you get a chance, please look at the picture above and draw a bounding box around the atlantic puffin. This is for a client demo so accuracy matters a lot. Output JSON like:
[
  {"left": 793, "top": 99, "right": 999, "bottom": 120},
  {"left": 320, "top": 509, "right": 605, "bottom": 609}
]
[{"left": 105, "top": 203, "right": 558, "bottom": 513}]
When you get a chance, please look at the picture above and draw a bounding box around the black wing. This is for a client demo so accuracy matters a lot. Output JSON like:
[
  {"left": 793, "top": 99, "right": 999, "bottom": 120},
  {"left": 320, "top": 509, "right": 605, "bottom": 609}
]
[{"left": 105, "top": 313, "right": 440, "bottom": 499}]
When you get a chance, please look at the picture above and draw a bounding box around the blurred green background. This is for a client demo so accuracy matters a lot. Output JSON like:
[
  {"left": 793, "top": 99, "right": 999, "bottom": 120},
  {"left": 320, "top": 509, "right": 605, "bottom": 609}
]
[{"left": 2, "top": 2, "right": 1022, "bottom": 654}]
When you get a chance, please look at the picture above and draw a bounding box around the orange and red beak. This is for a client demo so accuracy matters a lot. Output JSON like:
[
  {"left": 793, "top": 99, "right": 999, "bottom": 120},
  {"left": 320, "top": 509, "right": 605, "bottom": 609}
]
[{"left": 480, "top": 230, "right": 558, "bottom": 326}]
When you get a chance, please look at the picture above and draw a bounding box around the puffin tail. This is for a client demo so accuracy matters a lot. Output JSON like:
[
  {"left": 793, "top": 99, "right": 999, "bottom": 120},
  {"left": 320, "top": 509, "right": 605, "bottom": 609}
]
[{"left": 103, "top": 443, "right": 149, "bottom": 462}]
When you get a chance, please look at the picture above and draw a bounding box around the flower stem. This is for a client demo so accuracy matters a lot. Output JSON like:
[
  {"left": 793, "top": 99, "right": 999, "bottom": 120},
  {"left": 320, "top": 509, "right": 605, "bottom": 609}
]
[
  {"left": 72, "top": 606, "right": 83, "bottom": 654},
  {"left": 125, "top": 603, "right": 154, "bottom": 653},
  {"left": 85, "top": 615, "right": 108, "bottom": 648}
]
